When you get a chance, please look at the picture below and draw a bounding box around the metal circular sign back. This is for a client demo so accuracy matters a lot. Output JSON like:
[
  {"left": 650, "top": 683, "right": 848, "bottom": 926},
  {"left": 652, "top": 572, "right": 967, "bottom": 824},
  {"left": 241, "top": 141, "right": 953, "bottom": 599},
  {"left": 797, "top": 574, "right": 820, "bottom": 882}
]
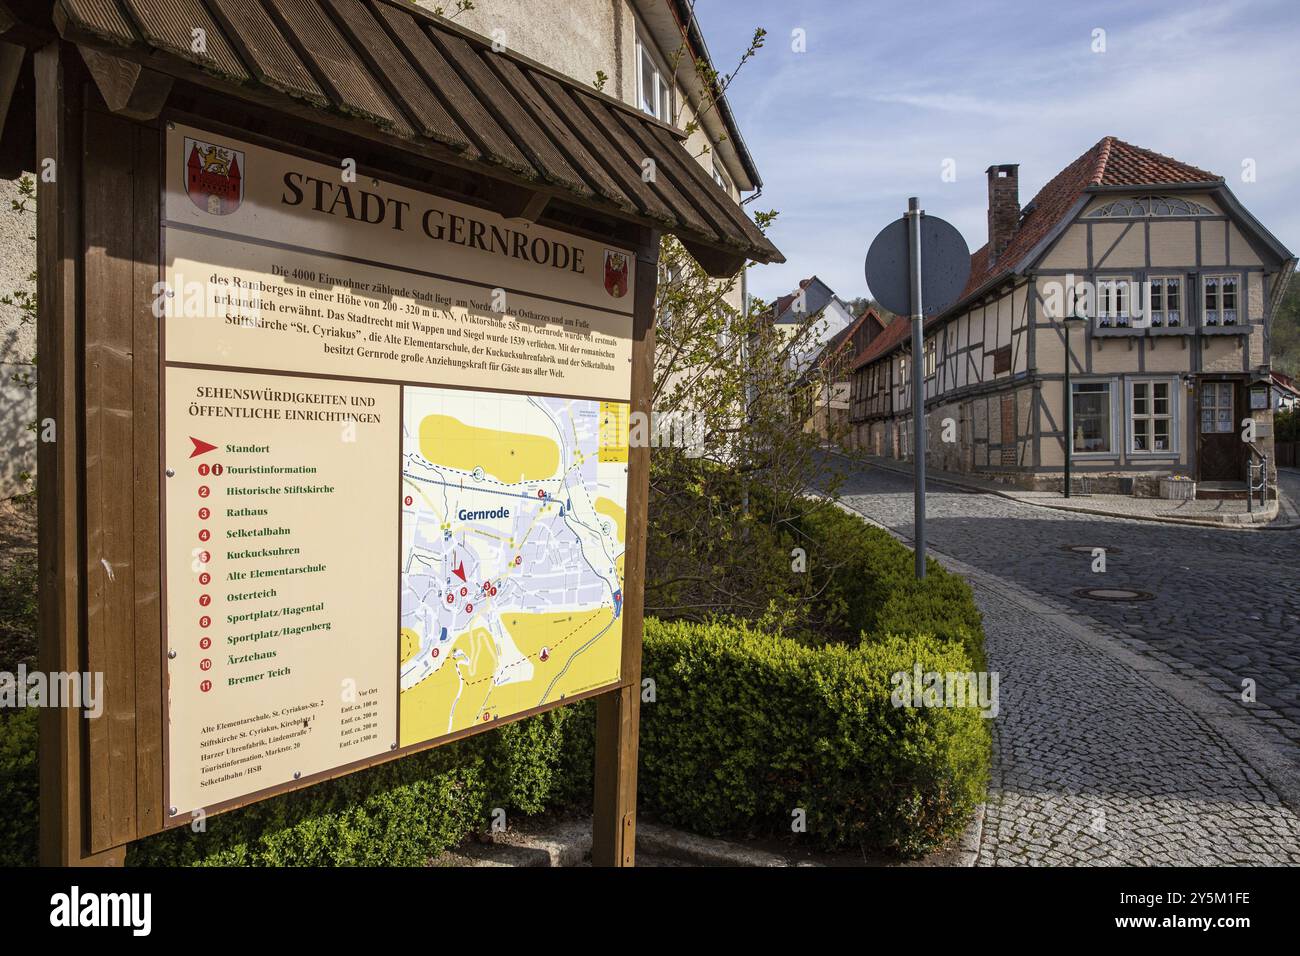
[{"left": 864, "top": 213, "right": 971, "bottom": 318}]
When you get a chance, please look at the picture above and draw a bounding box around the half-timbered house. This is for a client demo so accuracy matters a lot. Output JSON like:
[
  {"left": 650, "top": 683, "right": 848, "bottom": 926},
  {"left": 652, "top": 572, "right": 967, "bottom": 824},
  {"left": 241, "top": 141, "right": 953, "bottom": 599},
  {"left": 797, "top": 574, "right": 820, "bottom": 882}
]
[{"left": 848, "top": 138, "right": 1296, "bottom": 494}]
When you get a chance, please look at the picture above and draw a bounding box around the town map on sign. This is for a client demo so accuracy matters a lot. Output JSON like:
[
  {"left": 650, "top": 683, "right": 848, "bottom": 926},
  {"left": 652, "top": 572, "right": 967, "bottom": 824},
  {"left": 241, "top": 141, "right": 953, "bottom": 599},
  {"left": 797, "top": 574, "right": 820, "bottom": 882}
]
[{"left": 398, "top": 386, "right": 629, "bottom": 746}]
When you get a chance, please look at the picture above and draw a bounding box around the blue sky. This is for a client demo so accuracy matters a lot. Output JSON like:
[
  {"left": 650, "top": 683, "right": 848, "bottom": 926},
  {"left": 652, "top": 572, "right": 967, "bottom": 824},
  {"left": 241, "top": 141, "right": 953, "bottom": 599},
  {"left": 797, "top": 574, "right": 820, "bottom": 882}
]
[{"left": 692, "top": 0, "right": 1300, "bottom": 306}]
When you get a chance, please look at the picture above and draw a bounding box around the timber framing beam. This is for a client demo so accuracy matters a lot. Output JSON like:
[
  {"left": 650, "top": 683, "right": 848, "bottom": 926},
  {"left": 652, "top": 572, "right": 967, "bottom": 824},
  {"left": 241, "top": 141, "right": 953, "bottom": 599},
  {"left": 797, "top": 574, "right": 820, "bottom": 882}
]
[{"left": 78, "top": 46, "right": 172, "bottom": 122}]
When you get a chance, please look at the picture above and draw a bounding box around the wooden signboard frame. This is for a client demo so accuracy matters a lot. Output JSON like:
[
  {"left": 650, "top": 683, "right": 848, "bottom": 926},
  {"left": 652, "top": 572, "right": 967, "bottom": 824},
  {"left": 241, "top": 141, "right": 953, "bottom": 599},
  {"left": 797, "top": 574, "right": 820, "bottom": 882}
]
[{"left": 36, "top": 41, "right": 656, "bottom": 868}]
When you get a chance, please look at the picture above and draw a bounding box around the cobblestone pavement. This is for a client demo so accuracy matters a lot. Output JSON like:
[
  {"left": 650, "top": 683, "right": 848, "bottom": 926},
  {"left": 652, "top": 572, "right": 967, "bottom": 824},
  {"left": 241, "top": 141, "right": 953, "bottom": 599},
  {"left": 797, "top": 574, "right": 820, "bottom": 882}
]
[
  {"left": 969, "top": 585, "right": 1300, "bottom": 865},
  {"left": 830, "top": 461, "right": 1300, "bottom": 748},
  {"left": 827, "top": 459, "right": 1300, "bottom": 865}
]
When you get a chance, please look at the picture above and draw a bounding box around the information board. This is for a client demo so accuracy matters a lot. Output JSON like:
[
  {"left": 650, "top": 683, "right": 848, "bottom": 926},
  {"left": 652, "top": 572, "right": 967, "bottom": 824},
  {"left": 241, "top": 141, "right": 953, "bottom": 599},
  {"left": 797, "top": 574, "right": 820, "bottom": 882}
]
[{"left": 163, "top": 125, "right": 634, "bottom": 818}]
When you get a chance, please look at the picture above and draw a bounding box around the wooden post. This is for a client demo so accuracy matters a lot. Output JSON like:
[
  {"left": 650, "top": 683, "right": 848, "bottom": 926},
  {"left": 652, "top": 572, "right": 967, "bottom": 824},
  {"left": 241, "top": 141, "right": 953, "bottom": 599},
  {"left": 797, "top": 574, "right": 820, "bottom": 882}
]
[
  {"left": 35, "top": 40, "right": 122, "bottom": 866},
  {"left": 591, "top": 229, "right": 657, "bottom": 867}
]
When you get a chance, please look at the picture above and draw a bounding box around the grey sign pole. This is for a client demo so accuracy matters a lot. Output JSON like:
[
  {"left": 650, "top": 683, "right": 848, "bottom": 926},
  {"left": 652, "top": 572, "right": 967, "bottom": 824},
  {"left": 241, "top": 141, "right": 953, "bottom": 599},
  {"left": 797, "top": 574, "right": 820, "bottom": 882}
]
[
  {"left": 907, "top": 198, "right": 926, "bottom": 579},
  {"left": 864, "top": 199, "right": 969, "bottom": 582}
]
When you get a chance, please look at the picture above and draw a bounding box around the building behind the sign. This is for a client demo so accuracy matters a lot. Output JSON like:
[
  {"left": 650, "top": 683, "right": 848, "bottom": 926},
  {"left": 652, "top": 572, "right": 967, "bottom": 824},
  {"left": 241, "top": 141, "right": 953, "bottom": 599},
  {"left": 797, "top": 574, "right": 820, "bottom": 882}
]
[
  {"left": 0, "top": 174, "right": 35, "bottom": 498},
  {"left": 847, "top": 139, "right": 1297, "bottom": 495},
  {"left": 443, "top": 0, "right": 759, "bottom": 318}
]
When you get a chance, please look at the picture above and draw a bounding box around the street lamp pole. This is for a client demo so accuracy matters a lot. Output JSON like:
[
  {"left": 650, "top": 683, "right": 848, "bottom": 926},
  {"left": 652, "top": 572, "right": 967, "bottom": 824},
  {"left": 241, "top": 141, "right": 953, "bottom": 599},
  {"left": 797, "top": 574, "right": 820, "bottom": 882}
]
[{"left": 1063, "top": 298, "right": 1086, "bottom": 498}]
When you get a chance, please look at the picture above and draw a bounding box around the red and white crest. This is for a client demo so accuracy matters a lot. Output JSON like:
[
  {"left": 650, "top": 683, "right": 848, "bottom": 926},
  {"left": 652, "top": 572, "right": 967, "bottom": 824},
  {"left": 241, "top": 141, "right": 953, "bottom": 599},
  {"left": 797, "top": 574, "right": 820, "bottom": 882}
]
[
  {"left": 603, "top": 250, "right": 629, "bottom": 299},
  {"left": 184, "top": 137, "right": 244, "bottom": 215}
]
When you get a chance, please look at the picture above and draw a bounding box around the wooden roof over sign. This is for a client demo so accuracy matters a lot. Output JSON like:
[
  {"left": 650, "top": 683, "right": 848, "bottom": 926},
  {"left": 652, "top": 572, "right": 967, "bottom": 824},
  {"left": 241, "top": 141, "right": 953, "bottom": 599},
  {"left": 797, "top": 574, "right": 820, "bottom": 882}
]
[{"left": 38, "top": 0, "right": 782, "bottom": 276}]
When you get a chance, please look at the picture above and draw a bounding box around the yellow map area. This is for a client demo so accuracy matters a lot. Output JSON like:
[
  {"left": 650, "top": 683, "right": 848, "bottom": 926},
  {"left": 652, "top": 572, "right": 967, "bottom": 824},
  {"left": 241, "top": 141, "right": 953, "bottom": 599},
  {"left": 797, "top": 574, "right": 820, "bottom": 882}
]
[
  {"left": 418, "top": 414, "right": 559, "bottom": 484},
  {"left": 400, "top": 608, "right": 619, "bottom": 743},
  {"left": 598, "top": 401, "right": 629, "bottom": 463}
]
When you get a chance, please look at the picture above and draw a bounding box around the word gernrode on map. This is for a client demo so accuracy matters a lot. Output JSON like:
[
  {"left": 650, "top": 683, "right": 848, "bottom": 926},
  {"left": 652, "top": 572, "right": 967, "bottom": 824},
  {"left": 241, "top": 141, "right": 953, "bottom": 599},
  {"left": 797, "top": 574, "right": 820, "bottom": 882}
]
[{"left": 162, "top": 124, "right": 634, "bottom": 819}]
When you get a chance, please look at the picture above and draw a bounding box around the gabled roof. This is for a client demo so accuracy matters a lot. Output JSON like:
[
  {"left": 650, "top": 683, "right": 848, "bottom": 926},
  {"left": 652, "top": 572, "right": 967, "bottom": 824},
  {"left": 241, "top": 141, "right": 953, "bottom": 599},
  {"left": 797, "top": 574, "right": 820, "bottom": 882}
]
[
  {"left": 853, "top": 137, "right": 1259, "bottom": 372},
  {"left": 1272, "top": 370, "right": 1300, "bottom": 397},
  {"left": 951, "top": 137, "right": 1222, "bottom": 316},
  {"left": 765, "top": 276, "right": 824, "bottom": 324},
  {"left": 852, "top": 314, "right": 911, "bottom": 371},
  {"left": 40, "top": 0, "right": 782, "bottom": 276},
  {"left": 809, "top": 306, "right": 874, "bottom": 374}
]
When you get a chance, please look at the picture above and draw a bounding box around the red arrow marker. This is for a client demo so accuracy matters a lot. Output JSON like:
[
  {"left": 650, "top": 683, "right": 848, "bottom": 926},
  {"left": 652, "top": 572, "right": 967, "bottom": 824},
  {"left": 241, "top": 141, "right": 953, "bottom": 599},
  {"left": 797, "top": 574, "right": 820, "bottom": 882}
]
[
  {"left": 189, "top": 436, "right": 218, "bottom": 458},
  {"left": 452, "top": 560, "right": 466, "bottom": 582}
]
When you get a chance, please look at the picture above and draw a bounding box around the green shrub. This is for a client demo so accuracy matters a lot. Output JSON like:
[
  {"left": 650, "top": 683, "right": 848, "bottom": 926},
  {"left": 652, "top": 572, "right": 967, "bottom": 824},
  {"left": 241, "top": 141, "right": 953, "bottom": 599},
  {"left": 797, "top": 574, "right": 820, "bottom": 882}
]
[
  {"left": 0, "top": 709, "right": 38, "bottom": 866},
  {"left": 800, "top": 504, "right": 986, "bottom": 669},
  {"left": 637, "top": 618, "right": 989, "bottom": 856},
  {"left": 126, "top": 704, "right": 589, "bottom": 866},
  {"left": 1276, "top": 408, "right": 1298, "bottom": 443},
  {"left": 0, "top": 485, "right": 986, "bottom": 864}
]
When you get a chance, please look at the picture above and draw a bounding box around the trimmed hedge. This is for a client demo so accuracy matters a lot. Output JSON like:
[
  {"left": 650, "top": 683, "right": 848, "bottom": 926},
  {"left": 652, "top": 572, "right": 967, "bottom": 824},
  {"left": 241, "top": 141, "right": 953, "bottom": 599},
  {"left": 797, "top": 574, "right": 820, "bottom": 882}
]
[
  {"left": 0, "top": 497, "right": 987, "bottom": 863},
  {"left": 800, "top": 504, "right": 986, "bottom": 670},
  {"left": 125, "top": 706, "right": 586, "bottom": 866},
  {"left": 636, "top": 618, "right": 988, "bottom": 855}
]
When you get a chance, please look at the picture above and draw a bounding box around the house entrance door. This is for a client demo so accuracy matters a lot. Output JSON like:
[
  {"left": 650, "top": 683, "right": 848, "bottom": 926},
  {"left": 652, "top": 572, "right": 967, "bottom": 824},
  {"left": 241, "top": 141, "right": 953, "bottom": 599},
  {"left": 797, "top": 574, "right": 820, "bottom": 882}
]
[{"left": 1197, "top": 380, "right": 1243, "bottom": 481}]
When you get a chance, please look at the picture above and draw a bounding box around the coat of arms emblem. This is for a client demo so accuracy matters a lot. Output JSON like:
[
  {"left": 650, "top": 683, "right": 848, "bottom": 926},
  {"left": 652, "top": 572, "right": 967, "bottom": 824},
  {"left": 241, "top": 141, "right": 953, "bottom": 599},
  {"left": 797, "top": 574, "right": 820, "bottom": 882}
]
[
  {"left": 185, "top": 137, "right": 244, "bottom": 215},
  {"left": 603, "top": 250, "right": 629, "bottom": 299}
]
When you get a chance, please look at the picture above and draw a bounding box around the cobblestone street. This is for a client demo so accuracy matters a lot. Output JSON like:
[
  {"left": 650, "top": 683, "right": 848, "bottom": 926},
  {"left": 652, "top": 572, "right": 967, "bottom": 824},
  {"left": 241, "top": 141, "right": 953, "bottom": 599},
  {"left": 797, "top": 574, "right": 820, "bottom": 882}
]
[{"left": 830, "top": 460, "right": 1300, "bottom": 865}]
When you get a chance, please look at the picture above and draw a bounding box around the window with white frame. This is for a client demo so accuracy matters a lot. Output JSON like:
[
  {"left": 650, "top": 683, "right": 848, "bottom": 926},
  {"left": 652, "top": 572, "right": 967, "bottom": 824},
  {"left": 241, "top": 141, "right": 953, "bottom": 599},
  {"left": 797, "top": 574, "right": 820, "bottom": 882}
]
[
  {"left": 1129, "top": 379, "right": 1176, "bottom": 453},
  {"left": 1202, "top": 275, "right": 1239, "bottom": 326},
  {"left": 712, "top": 160, "right": 732, "bottom": 198},
  {"left": 924, "top": 339, "right": 936, "bottom": 378},
  {"left": 1071, "top": 381, "right": 1113, "bottom": 453},
  {"left": 1096, "top": 276, "right": 1132, "bottom": 328},
  {"left": 1200, "top": 382, "right": 1234, "bottom": 433},
  {"left": 636, "top": 33, "right": 673, "bottom": 124},
  {"left": 1145, "top": 276, "right": 1182, "bottom": 327}
]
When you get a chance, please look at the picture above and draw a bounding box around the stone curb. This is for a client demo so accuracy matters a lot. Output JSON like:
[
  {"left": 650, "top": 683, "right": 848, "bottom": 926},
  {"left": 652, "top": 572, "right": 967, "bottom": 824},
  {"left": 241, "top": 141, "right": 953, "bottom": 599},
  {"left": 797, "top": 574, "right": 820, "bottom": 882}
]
[
  {"left": 634, "top": 822, "right": 797, "bottom": 866},
  {"left": 449, "top": 809, "right": 985, "bottom": 867},
  {"left": 828, "top": 497, "right": 1300, "bottom": 822},
  {"left": 837, "top": 452, "right": 1295, "bottom": 531}
]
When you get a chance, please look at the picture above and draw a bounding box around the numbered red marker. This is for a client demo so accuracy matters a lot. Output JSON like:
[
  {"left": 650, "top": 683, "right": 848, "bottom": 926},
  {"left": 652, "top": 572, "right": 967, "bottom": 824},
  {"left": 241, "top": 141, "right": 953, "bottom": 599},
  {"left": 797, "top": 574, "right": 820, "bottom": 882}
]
[
  {"left": 404, "top": 495, "right": 413, "bottom": 506},
  {"left": 489, "top": 586, "right": 498, "bottom": 596},
  {"left": 446, "top": 593, "right": 454, "bottom": 604},
  {"left": 200, "top": 680, "right": 212, "bottom": 693},
  {"left": 198, "top": 507, "right": 210, "bottom": 520},
  {"left": 199, "top": 594, "right": 211, "bottom": 607},
  {"left": 199, "top": 637, "right": 211, "bottom": 650},
  {"left": 199, "top": 658, "right": 212, "bottom": 671},
  {"left": 465, "top": 603, "right": 473, "bottom": 613},
  {"left": 514, "top": 555, "right": 522, "bottom": 566},
  {"left": 198, "top": 485, "right": 210, "bottom": 498},
  {"left": 199, "top": 616, "right": 211, "bottom": 629},
  {"left": 198, "top": 463, "right": 210, "bottom": 476},
  {"left": 199, "top": 529, "right": 210, "bottom": 542},
  {"left": 459, "top": 586, "right": 467, "bottom": 597},
  {"left": 536, "top": 489, "right": 546, "bottom": 499},
  {"left": 199, "top": 572, "right": 210, "bottom": 586},
  {"left": 482, "top": 713, "right": 491, "bottom": 722},
  {"left": 430, "top": 648, "right": 440, "bottom": 659},
  {"left": 198, "top": 550, "right": 211, "bottom": 564}
]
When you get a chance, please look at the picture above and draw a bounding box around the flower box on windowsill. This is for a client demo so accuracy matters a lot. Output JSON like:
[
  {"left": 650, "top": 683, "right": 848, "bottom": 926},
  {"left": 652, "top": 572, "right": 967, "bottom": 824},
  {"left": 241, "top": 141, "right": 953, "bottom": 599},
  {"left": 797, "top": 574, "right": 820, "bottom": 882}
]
[
  {"left": 1200, "top": 324, "right": 1249, "bottom": 336},
  {"left": 1159, "top": 476, "right": 1196, "bottom": 500}
]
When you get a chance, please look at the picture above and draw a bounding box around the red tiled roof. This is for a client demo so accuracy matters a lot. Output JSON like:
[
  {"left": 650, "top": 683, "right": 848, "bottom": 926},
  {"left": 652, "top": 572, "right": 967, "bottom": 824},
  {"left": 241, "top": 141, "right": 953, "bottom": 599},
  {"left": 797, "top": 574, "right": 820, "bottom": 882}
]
[
  {"left": 852, "top": 314, "right": 912, "bottom": 371},
  {"left": 852, "top": 138, "right": 1223, "bottom": 372},
  {"left": 1273, "top": 370, "right": 1300, "bottom": 395},
  {"left": 946, "top": 137, "right": 1222, "bottom": 320}
]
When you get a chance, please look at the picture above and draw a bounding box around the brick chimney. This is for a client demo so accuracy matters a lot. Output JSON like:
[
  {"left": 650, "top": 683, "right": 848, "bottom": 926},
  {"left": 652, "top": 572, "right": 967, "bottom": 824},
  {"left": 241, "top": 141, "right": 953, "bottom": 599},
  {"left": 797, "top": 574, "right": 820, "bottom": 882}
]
[{"left": 986, "top": 164, "right": 1020, "bottom": 262}]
